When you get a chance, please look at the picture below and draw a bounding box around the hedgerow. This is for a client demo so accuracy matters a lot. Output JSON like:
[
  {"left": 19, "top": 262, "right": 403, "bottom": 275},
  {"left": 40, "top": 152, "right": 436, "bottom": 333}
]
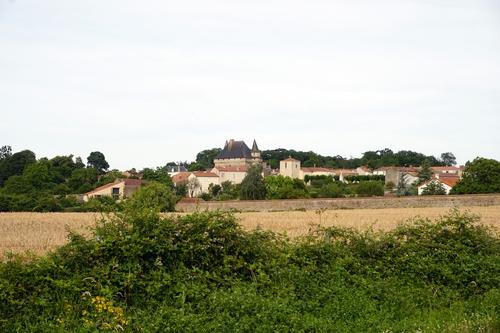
[{"left": 0, "top": 207, "right": 498, "bottom": 332}]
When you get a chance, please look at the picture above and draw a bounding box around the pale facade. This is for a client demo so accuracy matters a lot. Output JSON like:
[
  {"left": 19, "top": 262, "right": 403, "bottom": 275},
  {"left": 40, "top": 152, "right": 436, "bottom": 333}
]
[
  {"left": 188, "top": 172, "right": 219, "bottom": 197},
  {"left": 279, "top": 158, "right": 338, "bottom": 180},
  {"left": 83, "top": 179, "right": 145, "bottom": 202},
  {"left": 279, "top": 158, "right": 301, "bottom": 179},
  {"left": 211, "top": 166, "right": 248, "bottom": 184},
  {"left": 417, "top": 178, "right": 454, "bottom": 195}
]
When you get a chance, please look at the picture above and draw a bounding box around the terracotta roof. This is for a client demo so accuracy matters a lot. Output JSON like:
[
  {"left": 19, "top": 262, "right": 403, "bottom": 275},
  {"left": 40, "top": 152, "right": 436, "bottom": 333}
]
[
  {"left": 282, "top": 157, "right": 300, "bottom": 162},
  {"left": 431, "top": 166, "right": 460, "bottom": 171},
  {"left": 192, "top": 171, "right": 219, "bottom": 178},
  {"left": 172, "top": 172, "right": 191, "bottom": 184},
  {"left": 123, "top": 179, "right": 144, "bottom": 186},
  {"left": 333, "top": 168, "right": 357, "bottom": 175},
  {"left": 84, "top": 178, "right": 145, "bottom": 195},
  {"left": 214, "top": 165, "right": 249, "bottom": 172},
  {"left": 440, "top": 177, "right": 459, "bottom": 187},
  {"left": 375, "top": 166, "right": 420, "bottom": 173},
  {"left": 419, "top": 177, "right": 459, "bottom": 189},
  {"left": 302, "top": 167, "right": 336, "bottom": 173}
]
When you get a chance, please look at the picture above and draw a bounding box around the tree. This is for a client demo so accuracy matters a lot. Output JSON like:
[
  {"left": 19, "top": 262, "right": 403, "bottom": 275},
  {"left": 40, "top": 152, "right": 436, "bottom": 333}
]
[
  {"left": 0, "top": 150, "right": 36, "bottom": 186},
  {"left": 49, "top": 155, "right": 79, "bottom": 181},
  {"left": 355, "top": 181, "right": 384, "bottom": 197},
  {"left": 75, "top": 156, "right": 85, "bottom": 169},
  {"left": 68, "top": 168, "right": 99, "bottom": 193},
  {"left": 397, "top": 175, "right": 410, "bottom": 196},
  {"left": 209, "top": 183, "right": 222, "bottom": 197},
  {"left": 417, "top": 161, "right": 433, "bottom": 184},
  {"left": 186, "top": 178, "right": 201, "bottom": 198},
  {"left": 451, "top": 158, "right": 500, "bottom": 194},
  {"left": 125, "top": 182, "right": 177, "bottom": 213},
  {"left": 240, "top": 165, "right": 266, "bottom": 200},
  {"left": 141, "top": 166, "right": 173, "bottom": 187},
  {"left": 421, "top": 180, "right": 446, "bottom": 195},
  {"left": 264, "top": 175, "right": 309, "bottom": 199},
  {"left": 187, "top": 162, "right": 205, "bottom": 172},
  {"left": 440, "top": 152, "right": 457, "bottom": 166},
  {"left": 87, "top": 151, "right": 109, "bottom": 174},
  {"left": 196, "top": 148, "right": 222, "bottom": 169},
  {"left": 0, "top": 146, "right": 12, "bottom": 160}
]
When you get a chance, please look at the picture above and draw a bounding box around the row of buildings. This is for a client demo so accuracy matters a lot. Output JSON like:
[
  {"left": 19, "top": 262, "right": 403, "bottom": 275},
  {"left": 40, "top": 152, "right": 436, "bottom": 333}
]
[{"left": 84, "top": 139, "right": 463, "bottom": 200}]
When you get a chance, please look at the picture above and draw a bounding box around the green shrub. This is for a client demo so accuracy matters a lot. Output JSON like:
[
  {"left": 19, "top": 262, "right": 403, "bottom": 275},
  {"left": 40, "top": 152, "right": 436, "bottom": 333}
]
[
  {"left": 354, "top": 181, "right": 384, "bottom": 197},
  {"left": 0, "top": 208, "right": 498, "bottom": 332}
]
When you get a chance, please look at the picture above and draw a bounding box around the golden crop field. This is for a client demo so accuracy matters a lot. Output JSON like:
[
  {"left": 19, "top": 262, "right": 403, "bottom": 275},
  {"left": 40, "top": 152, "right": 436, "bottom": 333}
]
[{"left": 1, "top": 206, "right": 499, "bottom": 260}]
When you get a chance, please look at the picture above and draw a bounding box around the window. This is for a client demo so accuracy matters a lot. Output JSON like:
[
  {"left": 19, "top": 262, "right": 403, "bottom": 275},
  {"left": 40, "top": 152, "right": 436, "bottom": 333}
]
[{"left": 112, "top": 187, "right": 120, "bottom": 199}]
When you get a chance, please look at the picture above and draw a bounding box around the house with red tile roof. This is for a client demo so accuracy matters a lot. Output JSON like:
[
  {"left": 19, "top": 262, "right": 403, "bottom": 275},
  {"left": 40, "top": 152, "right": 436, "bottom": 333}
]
[
  {"left": 172, "top": 171, "right": 220, "bottom": 197},
  {"left": 83, "top": 179, "right": 147, "bottom": 202},
  {"left": 417, "top": 176, "right": 459, "bottom": 195}
]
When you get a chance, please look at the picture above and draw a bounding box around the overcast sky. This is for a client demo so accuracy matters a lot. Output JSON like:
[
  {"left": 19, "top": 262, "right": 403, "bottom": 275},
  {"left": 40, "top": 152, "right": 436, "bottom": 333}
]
[{"left": 1, "top": 0, "right": 499, "bottom": 170}]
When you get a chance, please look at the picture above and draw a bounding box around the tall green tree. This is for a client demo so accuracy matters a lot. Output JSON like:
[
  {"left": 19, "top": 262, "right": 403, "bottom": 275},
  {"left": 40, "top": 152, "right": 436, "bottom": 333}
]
[
  {"left": 240, "top": 165, "right": 266, "bottom": 200},
  {"left": 0, "top": 150, "right": 36, "bottom": 186},
  {"left": 196, "top": 148, "right": 222, "bottom": 169},
  {"left": 451, "top": 158, "right": 500, "bottom": 194},
  {"left": 417, "top": 161, "right": 433, "bottom": 184},
  {"left": 141, "top": 166, "right": 173, "bottom": 187},
  {"left": 440, "top": 152, "right": 457, "bottom": 166},
  {"left": 87, "top": 151, "right": 109, "bottom": 174},
  {"left": 421, "top": 181, "right": 446, "bottom": 195},
  {"left": 68, "top": 168, "right": 99, "bottom": 193}
]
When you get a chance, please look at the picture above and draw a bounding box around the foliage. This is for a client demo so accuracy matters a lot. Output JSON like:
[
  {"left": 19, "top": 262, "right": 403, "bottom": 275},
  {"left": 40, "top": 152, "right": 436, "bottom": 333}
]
[
  {"left": 344, "top": 175, "right": 385, "bottom": 182},
  {"left": 452, "top": 157, "right": 500, "bottom": 194},
  {"left": 385, "top": 181, "right": 395, "bottom": 191},
  {"left": 0, "top": 145, "right": 12, "bottom": 160},
  {"left": 417, "top": 161, "right": 433, "bottom": 184},
  {"left": 0, "top": 149, "right": 36, "bottom": 186},
  {"left": 87, "top": 151, "right": 109, "bottom": 174},
  {"left": 317, "top": 182, "right": 349, "bottom": 198},
  {"left": 216, "top": 181, "right": 240, "bottom": 200},
  {"left": 68, "top": 168, "right": 99, "bottom": 193},
  {"left": 195, "top": 148, "right": 222, "bottom": 169},
  {"left": 187, "top": 162, "right": 206, "bottom": 172},
  {"left": 354, "top": 181, "right": 384, "bottom": 197},
  {"left": 441, "top": 152, "right": 457, "bottom": 166},
  {"left": 421, "top": 180, "right": 447, "bottom": 195},
  {"left": 141, "top": 167, "right": 173, "bottom": 187},
  {"left": 265, "top": 175, "right": 309, "bottom": 199},
  {"left": 0, "top": 209, "right": 499, "bottom": 332},
  {"left": 124, "top": 181, "right": 177, "bottom": 213},
  {"left": 240, "top": 165, "right": 266, "bottom": 200}
]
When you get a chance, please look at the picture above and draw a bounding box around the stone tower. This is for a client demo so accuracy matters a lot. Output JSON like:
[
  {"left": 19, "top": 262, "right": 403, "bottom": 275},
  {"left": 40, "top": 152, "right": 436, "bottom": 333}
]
[{"left": 251, "top": 139, "right": 261, "bottom": 162}]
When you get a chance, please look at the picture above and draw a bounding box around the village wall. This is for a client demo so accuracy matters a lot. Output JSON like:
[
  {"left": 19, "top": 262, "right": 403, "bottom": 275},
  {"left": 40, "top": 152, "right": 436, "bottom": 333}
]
[{"left": 176, "top": 194, "right": 500, "bottom": 212}]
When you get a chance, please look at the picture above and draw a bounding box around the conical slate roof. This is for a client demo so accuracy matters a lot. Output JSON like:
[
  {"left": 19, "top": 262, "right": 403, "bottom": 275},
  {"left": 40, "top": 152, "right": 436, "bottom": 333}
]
[
  {"left": 251, "top": 139, "right": 259, "bottom": 152},
  {"left": 216, "top": 139, "right": 253, "bottom": 159}
]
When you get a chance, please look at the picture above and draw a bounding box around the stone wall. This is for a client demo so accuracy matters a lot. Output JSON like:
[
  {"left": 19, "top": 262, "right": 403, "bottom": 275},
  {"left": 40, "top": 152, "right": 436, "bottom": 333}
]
[{"left": 176, "top": 194, "right": 500, "bottom": 213}]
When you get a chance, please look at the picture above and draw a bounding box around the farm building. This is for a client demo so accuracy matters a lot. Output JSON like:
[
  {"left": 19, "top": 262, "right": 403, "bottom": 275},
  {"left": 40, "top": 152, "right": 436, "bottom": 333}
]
[{"left": 83, "top": 179, "right": 147, "bottom": 202}]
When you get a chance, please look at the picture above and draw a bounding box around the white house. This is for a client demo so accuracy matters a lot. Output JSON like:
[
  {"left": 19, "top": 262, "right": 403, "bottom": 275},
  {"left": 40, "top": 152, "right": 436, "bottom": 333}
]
[{"left": 417, "top": 177, "right": 459, "bottom": 195}]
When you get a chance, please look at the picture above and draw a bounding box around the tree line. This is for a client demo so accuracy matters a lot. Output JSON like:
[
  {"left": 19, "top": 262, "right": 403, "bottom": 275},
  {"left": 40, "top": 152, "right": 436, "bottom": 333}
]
[{"left": 193, "top": 147, "right": 457, "bottom": 170}]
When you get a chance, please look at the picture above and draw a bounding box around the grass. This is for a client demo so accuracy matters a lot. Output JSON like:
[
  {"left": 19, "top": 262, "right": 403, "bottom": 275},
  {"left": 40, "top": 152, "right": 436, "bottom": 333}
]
[{"left": 1, "top": 206, "right": 500, "bottom": 260}]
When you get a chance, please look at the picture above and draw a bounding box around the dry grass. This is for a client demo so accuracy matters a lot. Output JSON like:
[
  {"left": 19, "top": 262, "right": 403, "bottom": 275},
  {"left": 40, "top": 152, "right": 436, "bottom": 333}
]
[{"left": 1, "top": 206, "right": 499, "bottom": 260}]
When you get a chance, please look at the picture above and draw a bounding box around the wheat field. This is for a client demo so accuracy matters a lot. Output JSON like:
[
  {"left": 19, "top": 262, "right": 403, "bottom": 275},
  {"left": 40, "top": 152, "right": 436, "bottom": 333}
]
[{"left": 1, "top": 206, "right": 499, "bottom": 260}]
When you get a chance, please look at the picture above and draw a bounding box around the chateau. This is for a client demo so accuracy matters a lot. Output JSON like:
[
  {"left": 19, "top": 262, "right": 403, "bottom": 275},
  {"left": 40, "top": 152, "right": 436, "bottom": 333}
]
[
  {"left": 172, "top": 139, "right": 268, "bottom": 197},
  {"left": 213, "top": 139, "right": 262, "bottom": 169}
]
